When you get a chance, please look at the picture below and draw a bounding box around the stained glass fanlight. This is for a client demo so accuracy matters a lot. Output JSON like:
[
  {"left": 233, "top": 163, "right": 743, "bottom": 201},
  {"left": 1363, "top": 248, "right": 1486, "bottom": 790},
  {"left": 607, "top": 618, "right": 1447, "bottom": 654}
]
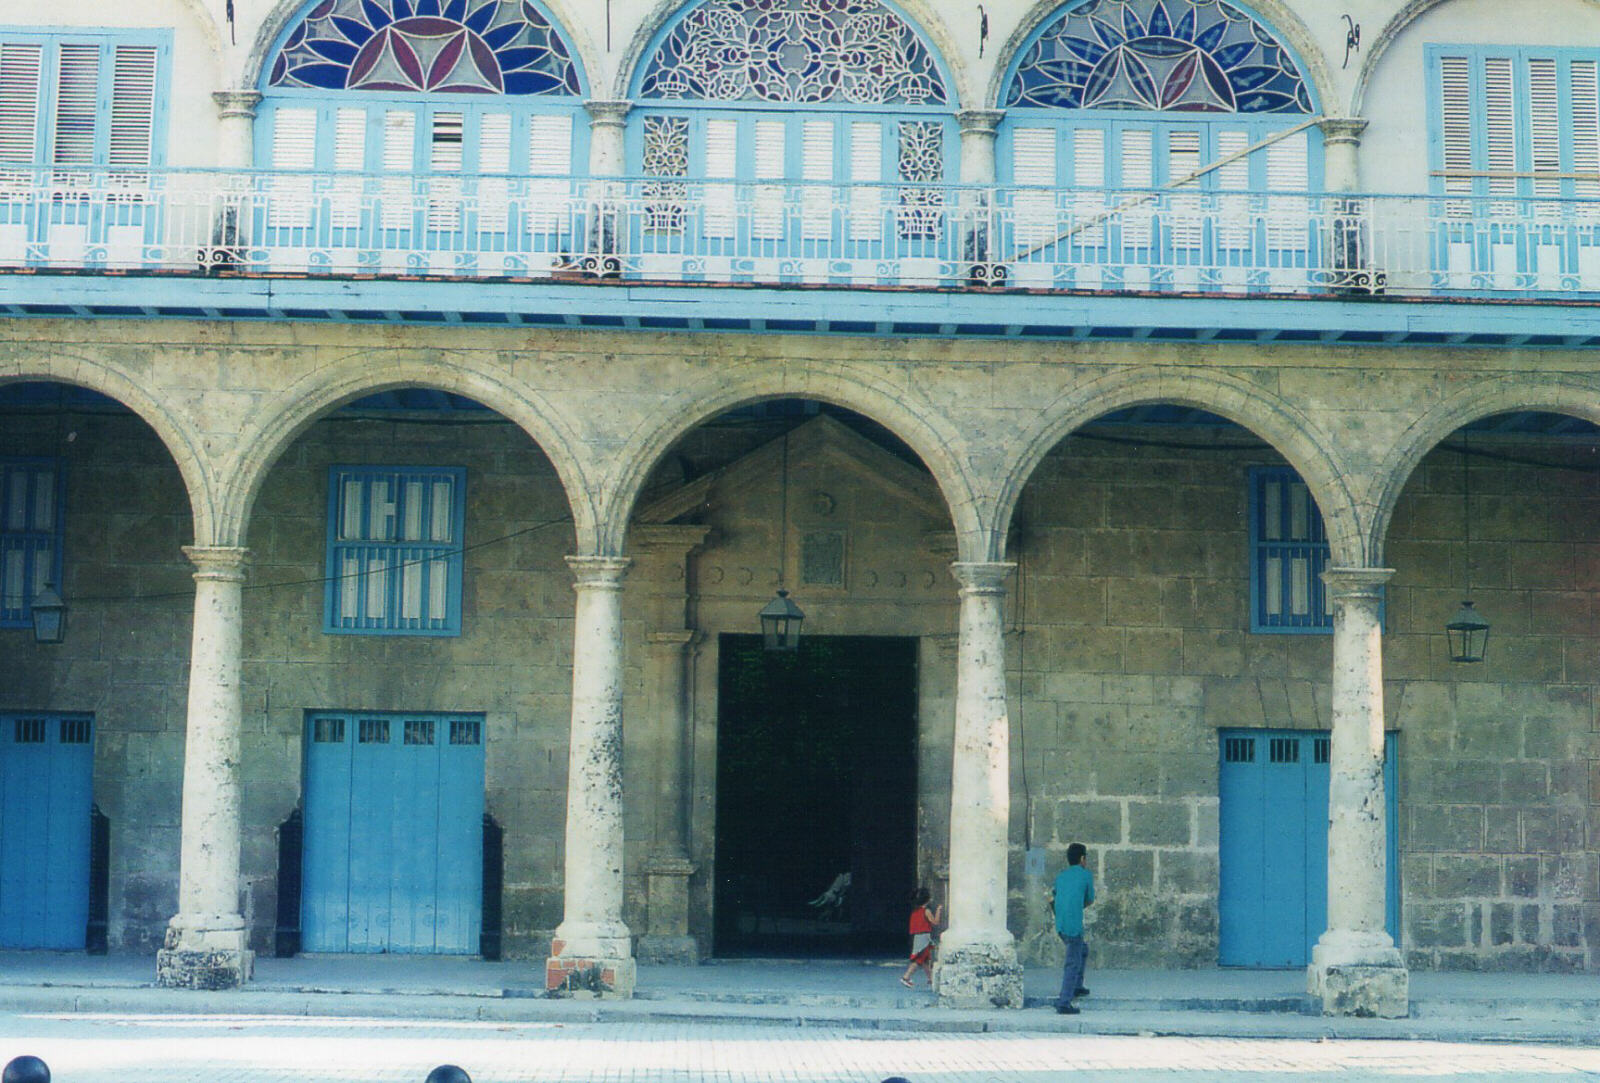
[
  {"left": 269, "top": 0, "right": 582, "bottom": 96},
  {"left": 1004, "top": 0, "right": 1312, "bottom": 114},
  {"left": 637, "top": 0, "right": 948, "bottom": 105}
]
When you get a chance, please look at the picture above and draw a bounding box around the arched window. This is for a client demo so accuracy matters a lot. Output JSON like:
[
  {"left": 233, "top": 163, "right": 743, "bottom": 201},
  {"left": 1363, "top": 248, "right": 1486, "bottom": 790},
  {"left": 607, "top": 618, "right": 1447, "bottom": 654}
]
[
  {"left": 257, "top": 0, "right": 587, "bottom": 272},
  {"left": 997, "top": 0, "right": 1319, "bottom": 290},
  {"left": 627, "top": 0, "right": 956, "bottom": 280}
]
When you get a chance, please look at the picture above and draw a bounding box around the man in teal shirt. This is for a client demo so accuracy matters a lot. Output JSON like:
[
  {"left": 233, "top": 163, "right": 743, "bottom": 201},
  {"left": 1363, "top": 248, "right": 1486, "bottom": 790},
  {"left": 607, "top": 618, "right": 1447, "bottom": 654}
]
[{"left": 1051, "top": 842, "right": 1095, "bottom": 1015}]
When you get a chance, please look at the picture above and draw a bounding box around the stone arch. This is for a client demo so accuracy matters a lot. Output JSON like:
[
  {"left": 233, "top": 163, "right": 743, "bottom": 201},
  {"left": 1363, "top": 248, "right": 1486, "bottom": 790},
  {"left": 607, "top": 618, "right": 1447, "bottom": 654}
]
[
  {"left": 1365, "top": 375, "right": 1600, "bottom": 564},
  {"left": 0, "top": 349, "right": 217, "bottom": 546},
  {"left": 986, "top": 0, "right": 1335, "bottom": 116},
  {"left": 241, "top": 0, "right": 598, "bottom": 96},
  {"left": 218, "top": 355, "right": 596, "bottom": 552},
  {"left": 615, "top": 0, "right": 972, "bottom": 107},
  {"left": 597, "top": 361, "right": 985, "bottom": 561},
  {"left": 997, "top": 367, "right": 1366, "bottom": 566}
]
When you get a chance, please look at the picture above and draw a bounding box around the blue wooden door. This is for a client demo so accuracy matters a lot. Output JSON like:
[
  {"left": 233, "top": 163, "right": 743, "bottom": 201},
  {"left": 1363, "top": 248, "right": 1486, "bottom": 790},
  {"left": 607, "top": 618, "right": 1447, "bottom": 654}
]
[
  {"left": 1219, "top": 728, "right": 1398, "bottom": 967},
  {"left": 0, "top": 714, "right": 93, "bottom": 949},
  {"left": 301, "top": 712, "right": 483, "bottom": 954}
]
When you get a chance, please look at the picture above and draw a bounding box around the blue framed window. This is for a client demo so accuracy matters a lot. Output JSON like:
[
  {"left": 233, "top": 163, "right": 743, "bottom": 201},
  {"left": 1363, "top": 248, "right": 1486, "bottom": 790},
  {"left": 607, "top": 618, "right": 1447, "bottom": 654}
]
[
  {"left": 0, "top": 457, "right": 64, "bottom": 629},
  {"left": 1249, "top": 466, "right": 1329, "bottom": 633},
  {"left": 324, "top": 466, "right": 466, "bottom": 635},
  {"left": 1427, "top": 46, "right": 1600, "bottom": 290}
]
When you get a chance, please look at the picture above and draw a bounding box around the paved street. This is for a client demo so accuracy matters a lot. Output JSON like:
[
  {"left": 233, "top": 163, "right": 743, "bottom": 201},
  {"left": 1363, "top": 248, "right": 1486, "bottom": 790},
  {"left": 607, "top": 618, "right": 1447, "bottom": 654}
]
[{"left": 3, "top": 1013, "right": 1600, "bottom": 1083}]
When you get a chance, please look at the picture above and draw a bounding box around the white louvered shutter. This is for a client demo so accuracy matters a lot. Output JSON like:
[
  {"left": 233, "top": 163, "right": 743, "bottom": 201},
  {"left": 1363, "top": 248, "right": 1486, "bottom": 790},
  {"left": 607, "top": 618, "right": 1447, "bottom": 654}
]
[
  {"left": 1438, "top": 54, "right": 1473, "bottom": 210},
  {"left": 1120, "top": 129, "right": 1154, "bottom": 248},
  {"left": 1166, "top": 129, "right": 1202, "bottom": 249},
  {"left": 800, "top": 119, "right": 832, "bottom": 240},
  {"left": 329, "top": 107, "right": 366, "bottom": 228},
  {"left": 475, "top": 112, "right": 510, "bottom": 233},
  {"left": 52, "top": 44, "right": 99, "bottom": 184},
  {"left": 269, "top": 107, "right": 316, "bottom": 228},
  {"left": 1011, "top": 127, "right": 1054, "bottom": 249},
  {"left": 427, "top": 111, "right": 463, "bottom": 231},
  {"left": 848, "top": 120, "right": 880, "bottom": 241},
  {"left": 1483, "top": 56, "right": 1517, "bottom": 211},
  {"left": 752, "top": 118, "right": 784, "bottom": 241},
  {"left": 107, "top": 44, "right": 156, "bottom": 185},
  {"left": 1572, "top": 61, "right": 1600, "bottom": 208},
  {"left": 1528, "top": 57, "right": 1561, "bottom": 207},
  {"left": 1265, "top": 131, "right": 1309, "bottom": 249},
  {"left": 703, "top": 117, "right": 737, "bottom": 238},
  {"left": 1068, "top": 127, "right": 1105, "bottom": 247},
  {"left": 527, "top": 112, "right": 571, "bottom": 234},
  {"left": 0, "top": 44, "right": 42, "bottom": 192},
  {"left": 380, "top": 110, "right": 415, "bottom": 230},
  {"left": 1214, "top": 128, "right": 1251, "bottom": 250}
]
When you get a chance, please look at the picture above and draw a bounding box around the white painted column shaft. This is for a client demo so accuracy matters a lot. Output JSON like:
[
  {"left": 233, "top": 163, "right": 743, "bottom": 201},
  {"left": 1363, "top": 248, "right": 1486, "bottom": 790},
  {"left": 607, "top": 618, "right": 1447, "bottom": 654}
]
[
  {"left": 956, "top": 110, "right": 1003, "bottom": 284},
  {"left": 212, "top": 91, "right": 261, "bottom": 171},
  {"left": 173, "top": 545, "right": 249, "bottom": 937},
  {"left": 554, "top": 556, "right": 632, "bottom": 956}
]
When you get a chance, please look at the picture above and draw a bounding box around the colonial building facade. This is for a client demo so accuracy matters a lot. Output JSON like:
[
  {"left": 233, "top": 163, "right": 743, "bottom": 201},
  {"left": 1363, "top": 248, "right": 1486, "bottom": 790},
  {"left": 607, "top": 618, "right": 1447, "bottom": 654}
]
[{"left": 2, "top": 0, "right": 1598, "bottom": 1018}]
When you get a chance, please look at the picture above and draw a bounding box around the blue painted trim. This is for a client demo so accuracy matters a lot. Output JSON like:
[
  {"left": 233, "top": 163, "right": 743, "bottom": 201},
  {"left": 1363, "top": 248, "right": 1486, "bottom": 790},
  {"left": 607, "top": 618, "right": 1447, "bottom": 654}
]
[
  {"left": 323, "top": 464, "right": 467, "bottom": 636},
  {"left": 996, "top": 0, "right": 1322, "bottom": 115},
  {"left": 11, "top": 272, "right": 1600, "bottom": 346},
  {"left": 257, "top": 0, "right": 589, "bottom": 97},
  {"left": 625, "top": 0, "right": 957, "bottom": 107}
]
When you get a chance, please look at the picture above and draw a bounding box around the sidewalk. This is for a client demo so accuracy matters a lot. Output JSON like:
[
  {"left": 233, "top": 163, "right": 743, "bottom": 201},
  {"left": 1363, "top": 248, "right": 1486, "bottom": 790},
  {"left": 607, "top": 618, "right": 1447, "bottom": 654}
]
[{"left": 2, "top": 952, "right": 1597, "bottom": 1045}]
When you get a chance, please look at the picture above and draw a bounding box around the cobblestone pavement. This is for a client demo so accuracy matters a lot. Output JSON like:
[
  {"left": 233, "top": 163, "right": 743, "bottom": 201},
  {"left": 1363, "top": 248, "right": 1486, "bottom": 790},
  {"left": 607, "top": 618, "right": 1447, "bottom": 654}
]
[{"left": 3, "top": 1013, "right": 1600, "bottom": 1082}]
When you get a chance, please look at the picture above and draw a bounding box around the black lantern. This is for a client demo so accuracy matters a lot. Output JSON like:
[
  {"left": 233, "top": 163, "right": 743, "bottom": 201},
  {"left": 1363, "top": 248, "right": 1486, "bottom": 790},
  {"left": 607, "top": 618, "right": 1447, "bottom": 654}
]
[
  {"left": 30, "top": 582, "right": 66, "bottom": 645},
  {"left": 759, "top": 588, "right": 805, "bottom": 651},
  {"left": 1446, "top": 599, "right": 1489, "bottom": 664}
]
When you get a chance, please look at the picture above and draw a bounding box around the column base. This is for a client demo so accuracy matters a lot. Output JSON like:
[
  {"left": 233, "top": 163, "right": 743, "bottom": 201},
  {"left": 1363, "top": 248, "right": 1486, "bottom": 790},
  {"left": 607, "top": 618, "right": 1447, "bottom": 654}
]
[
  {"left": 157, "top": 916, "right": 253, "bottom": 989},
  {"left": 934, "top": 936, "right": 1024, "bottom": 1010},
  {"left": 1308, "top": 932, "right": 1408, "bottom": 1017},
  {"left": 545, "top": 950, "right": 637, "bottom": 999}
]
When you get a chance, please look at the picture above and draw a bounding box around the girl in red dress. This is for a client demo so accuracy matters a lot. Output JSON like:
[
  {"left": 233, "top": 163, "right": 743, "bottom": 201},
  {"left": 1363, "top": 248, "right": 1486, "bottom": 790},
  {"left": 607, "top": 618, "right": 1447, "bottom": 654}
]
[{"left": 899, "top": 887, "right": 942, "bottom": 988}]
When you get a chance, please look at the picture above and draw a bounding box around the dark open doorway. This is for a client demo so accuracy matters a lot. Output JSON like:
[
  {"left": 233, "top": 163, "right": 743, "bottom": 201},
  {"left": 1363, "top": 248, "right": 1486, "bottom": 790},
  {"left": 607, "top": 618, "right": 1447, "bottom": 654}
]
[{"left": 713, "top": 634, "right": 918, "bottom": 958}]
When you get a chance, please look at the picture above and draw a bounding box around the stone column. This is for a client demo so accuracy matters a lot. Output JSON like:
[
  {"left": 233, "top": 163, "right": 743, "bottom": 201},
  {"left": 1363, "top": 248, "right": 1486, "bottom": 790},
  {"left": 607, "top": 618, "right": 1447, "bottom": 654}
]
[
  {"left": 632, "top": 524, "right": 711, "bottom": 964},
  {"left": 956, "top": 109, "right": 1005, "bottom": 286},
  {"left": 581, "top": 100, "right": 632, "bottom": 276},
  {"left": 205, "top": 91, "right": 261, "bottom": 271},
  {"left": 936, "top": 561, "right": 1023, "bottom": 1009},
  {"left": 1318, "top": 118, "right": 1376, "bottom": 292},
  {"left": 157, "top": 546, "right": 253, "bottom": 989},
  {"left": 547, "top": 556, "right": 635, "bottom": 997},
  {"left": 1309, "top": 567, "right": 1407, "bottom": 1017}
]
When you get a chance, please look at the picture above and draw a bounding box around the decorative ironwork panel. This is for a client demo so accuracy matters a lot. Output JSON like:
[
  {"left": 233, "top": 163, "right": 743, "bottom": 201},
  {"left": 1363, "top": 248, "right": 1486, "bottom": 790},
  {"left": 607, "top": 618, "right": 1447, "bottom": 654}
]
[
  {"left": 638, "top": 0, "right": 947, "bottom": 105},
  {"left": 896, "top": 119, "right": 943, "bottom": 239},
  {"left": 269, "top": 0, "right": 581, "bottom": 96},
  {"left": 642, "top": 115, "right": 691, "bottom": 231},
  {"left": 1004, "top": 0, "right": 1311, "bottom": 114}
]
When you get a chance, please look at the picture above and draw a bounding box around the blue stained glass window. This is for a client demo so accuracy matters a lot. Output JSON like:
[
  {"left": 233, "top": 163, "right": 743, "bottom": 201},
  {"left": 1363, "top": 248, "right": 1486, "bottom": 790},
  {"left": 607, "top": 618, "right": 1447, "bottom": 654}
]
[
  {"left": 269, "top": 0, "right": 581, "bottom": 96},
  {"left": 1005, "top": 0, "right": 1311, "bottom": 114}
]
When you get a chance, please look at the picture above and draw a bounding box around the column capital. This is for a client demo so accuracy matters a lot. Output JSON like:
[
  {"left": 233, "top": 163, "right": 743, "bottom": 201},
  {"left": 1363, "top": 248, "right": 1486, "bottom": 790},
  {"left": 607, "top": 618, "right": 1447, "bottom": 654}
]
[
  {"left": 182, "top": 545, "right": 250, "bottom": 581},
  {"left": 950, "top": 561, "right": 1015, "bottom": 593},
  {"left": 956, "top": 109, "right": 1005, "bottom": 137},
  {"left": 566, "top": 555, "right": 631, "bottom": 589},
  {"left": 1322, "top": 566, "right": 1394, "bottom": 600},
  {"left": 1318, "top": 117, "right": 1368, "bottom": 146},
  {"left": 211, "top": 90, "right": 262, "bottom": 120},
  {"left": 585, "top": 99, "right": 633, "bottom": 126}
]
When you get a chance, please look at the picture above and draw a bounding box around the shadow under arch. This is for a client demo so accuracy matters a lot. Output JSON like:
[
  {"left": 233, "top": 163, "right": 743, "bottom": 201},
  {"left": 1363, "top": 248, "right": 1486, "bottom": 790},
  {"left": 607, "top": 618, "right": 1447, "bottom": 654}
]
[
  {"left": 996, "top": 367, "right": 1366, "bottom": 566},
  {"left": 217, "top": 358, "right": 595, "bottom": 552},
  {"left": 596, "top": 366, "right": 982, "bottom": 560},
  {"left": 1364, "top": 375, "right": 1600, "bottom": 565},
  {"left": 984, "top": 0, "right": 1336, "bottom": 117},
  {"left": 240, "top": 0, "right": 598, "bottom": 96},
  {"left": 614, "top": 0, "right": 973, "bottom": 107},
  {"left": 1, "top": 356, "right": 216, "bottom": 546}
]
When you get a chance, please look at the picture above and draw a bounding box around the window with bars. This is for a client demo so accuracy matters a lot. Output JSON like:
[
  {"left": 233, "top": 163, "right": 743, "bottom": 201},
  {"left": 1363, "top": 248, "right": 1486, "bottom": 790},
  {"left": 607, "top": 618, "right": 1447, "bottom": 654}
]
[
  {"left": 0, "top": 457, "right": 62, "bottom": 628},
  {"left": 0, "top": 31, "right": 167, "bottom": 180},
  {"left": 324, "top": 465, "right": 466, "bottom": 635},
  {"left": 1429, "top": 47, "right": 1600, "bottom": 209},
  {"left": 1249, "top": 466, "right": 1331, "bottom": 633}
]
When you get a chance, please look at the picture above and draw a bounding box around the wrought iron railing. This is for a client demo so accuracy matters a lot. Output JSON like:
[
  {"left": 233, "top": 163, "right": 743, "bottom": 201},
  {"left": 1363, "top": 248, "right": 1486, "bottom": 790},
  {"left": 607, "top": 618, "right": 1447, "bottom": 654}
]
[{"left": 4, "top": 165, "right": 1600, "bottom": 298}]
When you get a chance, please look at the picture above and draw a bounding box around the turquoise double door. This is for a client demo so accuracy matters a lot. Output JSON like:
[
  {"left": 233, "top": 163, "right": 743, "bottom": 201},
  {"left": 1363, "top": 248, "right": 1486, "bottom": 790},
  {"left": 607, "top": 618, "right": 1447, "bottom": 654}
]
[
  {"left": 301, "top": 712, "right": 484, "bottom": 954},
  {"left": 1218, "top": 728, "right": 1399, "bottom": 968},
  {"left": 0, "top": 713, "right": 93, "bottom": 949}
]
